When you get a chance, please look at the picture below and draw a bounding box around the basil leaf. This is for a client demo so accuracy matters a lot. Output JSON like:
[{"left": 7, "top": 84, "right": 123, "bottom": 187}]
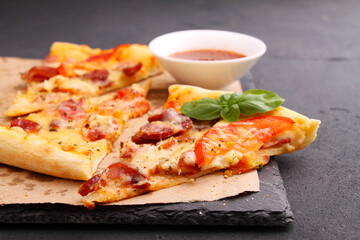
[
  {"left": 219, "top": 93, "right": 242, "bottom": 107},
  {"left": 237, "top": 89, "right": 284, "bottom": 115},
  {"left": 180, "top": 89, "right": 285, "bottom": 122},
  {"left": 180, "top": 98, "right": 221, "bottom": 120},
  {"left": 219, "top": 93, "right": 242, "bottom": 122},
  {"left": 221, "top": 104, "right": 240, "bottom": 122}
]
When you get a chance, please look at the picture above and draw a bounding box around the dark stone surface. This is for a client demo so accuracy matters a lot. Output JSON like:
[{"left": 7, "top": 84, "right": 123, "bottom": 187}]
[
  {"left": 0, "top": 161, "right": 293, "bottom": 226},
  {"left": 0, "top": 0, "right": 359, "bottom": 239}
]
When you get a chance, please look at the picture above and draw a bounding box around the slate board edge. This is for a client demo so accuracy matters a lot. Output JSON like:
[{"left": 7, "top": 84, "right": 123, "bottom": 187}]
[{"left": 0, "top": 161, "right": 293, "bottom": 226}]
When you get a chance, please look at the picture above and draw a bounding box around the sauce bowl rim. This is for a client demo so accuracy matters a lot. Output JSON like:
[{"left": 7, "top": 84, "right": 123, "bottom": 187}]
[{"left": 149, "top": 29, "right": 267, "bottom": 64}]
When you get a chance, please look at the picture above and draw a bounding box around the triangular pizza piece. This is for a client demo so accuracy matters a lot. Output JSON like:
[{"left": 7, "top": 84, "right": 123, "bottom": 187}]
[
  {"left": 79, "top": 84, "right": 320, "bottom": 209},
  {"left": 5, "top": 42, "right": 162, "bottom": 117},
  {"left": 0, "top": 80, "right": 152, "bottom": 180}
]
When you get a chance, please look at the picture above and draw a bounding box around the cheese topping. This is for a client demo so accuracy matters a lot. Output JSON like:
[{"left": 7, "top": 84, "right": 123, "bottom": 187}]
[{"left": 121, "top": 128, "right": 208, "bottom": 176}]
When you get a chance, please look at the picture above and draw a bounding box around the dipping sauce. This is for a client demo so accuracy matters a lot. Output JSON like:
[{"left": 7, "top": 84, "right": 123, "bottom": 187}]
[{"left": 170, "top": 49, "right": 246, "bottom": 61}]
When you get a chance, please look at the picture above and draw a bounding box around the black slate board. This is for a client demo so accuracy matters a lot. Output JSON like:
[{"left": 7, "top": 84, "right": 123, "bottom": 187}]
[
  {"left": 0, "top": 161, "right": 293, "bottom": 226},
  {"left": 0, "top": 74, "right": 294, "bottom": 226}
]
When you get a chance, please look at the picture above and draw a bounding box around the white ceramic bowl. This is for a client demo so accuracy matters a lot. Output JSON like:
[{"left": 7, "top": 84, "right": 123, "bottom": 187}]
[{"left": 149, "top": 29, "right": 266, "bottom": 89}]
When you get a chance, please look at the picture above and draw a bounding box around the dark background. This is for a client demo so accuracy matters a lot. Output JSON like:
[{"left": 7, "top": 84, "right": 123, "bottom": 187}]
[{"left": 0, "top": 0, "right": 359, "bottom": 239}]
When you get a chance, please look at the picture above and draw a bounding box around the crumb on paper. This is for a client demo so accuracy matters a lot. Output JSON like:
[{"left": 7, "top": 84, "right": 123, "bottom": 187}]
[
  {"left": 223, "top": 170, "right": 232, "bottom": 178},
  {"left": 187, "top": 178, "right": 195, "bottom": 183}
]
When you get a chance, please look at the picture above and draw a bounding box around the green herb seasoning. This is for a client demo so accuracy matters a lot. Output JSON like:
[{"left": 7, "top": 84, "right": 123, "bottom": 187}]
[{"left": 180, "top": 89, "right": 284, "bottom": 122}]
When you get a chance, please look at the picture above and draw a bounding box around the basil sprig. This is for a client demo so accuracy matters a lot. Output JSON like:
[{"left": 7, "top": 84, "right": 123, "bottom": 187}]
[{"left": 180, "top": 89, "right": 285, "bottom": 122}]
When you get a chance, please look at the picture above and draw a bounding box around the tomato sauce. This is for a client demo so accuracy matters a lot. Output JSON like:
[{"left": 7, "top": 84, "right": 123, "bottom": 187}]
[{"left": 170, "top": 49, "right": 246, "bottom": 61}]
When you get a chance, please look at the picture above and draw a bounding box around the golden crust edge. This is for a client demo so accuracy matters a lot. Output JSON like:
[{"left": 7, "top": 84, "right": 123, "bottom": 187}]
[
  {"left": 0, "top": 126, "right": 110, "bottom": 180},
  {"left": 163, "top": 84, "right": 230, "bottom": 111}
]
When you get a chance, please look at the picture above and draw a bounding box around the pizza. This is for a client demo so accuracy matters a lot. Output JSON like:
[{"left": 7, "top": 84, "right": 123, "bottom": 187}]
[
  {"left": 79, "top": 84, "right": 321, "bottom": 209},
  {"left": 0, "top": 80, "right": 152, "bottom": 180},
  {"left": 5, "top": 42, "right": 162, "bottom": 117}
]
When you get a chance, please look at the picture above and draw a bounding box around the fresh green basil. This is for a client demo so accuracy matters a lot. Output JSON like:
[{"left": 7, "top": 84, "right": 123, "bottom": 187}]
[
  {"left": 180, "top": 98, "right": 221, "bottom": 120},
  {"left": 180, "top": 89, "right": 284, "bottom": 122},
  {"left": 221, "top": 104, "right": 240, "bottom": 122},
  {"left": 218, "top": 93, "right": 242, "bottom": 106},
  {"left": 237, "top": 89, "right": 285, "bottom": 115},
  {"left": 218, "top": 93, "right": 242, "bottom": 122}
]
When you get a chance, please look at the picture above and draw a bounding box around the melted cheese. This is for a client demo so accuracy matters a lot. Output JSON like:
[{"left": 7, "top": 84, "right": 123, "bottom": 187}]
[
  {"left": 26, "top": 112, "right": 92, "bottom": 153},
  {"left": 43, "top": 76, "right": 99, "bottom": 95},
  {"left": 21, "top": 99, "right": 120, "bottom": 159},
  {"left": 125, "top": 129, "right": 207, "bottom": 175},
  {"left": 203, "top": 150, "right": 242, "bottom": 171}
]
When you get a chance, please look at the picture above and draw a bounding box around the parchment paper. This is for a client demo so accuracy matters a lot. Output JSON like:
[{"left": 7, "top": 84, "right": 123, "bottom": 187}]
[{"left": 0, "top": 57, "right": 259, "bottom": 206}]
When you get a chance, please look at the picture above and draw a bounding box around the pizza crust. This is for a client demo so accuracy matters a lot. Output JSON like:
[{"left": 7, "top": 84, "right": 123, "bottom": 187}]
[
  {"left": 0, "top": 126, "right": 110, "bottom": 180},
  {"left": 163, "top": 84, "right": 230, "bottom": 111}
]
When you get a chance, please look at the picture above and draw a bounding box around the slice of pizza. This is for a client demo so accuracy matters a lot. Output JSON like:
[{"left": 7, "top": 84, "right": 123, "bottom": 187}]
[
  {"left": 79, "top": 85, "right": 320, "bottom": 209},
  {"left": 0, "top": 80, "right": 152, "bottom": 180},
  {"left": 5, "top": 42, "right": 162, "bottom": 117}
]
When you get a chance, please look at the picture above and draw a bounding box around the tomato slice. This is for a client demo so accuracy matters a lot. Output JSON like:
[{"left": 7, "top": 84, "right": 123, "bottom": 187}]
[
  {"left": 194, "top": 116, "right": 295, "bottom": 168},
  {"left": 235, "top": 116, "right": 295, "bottom": 141}
]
